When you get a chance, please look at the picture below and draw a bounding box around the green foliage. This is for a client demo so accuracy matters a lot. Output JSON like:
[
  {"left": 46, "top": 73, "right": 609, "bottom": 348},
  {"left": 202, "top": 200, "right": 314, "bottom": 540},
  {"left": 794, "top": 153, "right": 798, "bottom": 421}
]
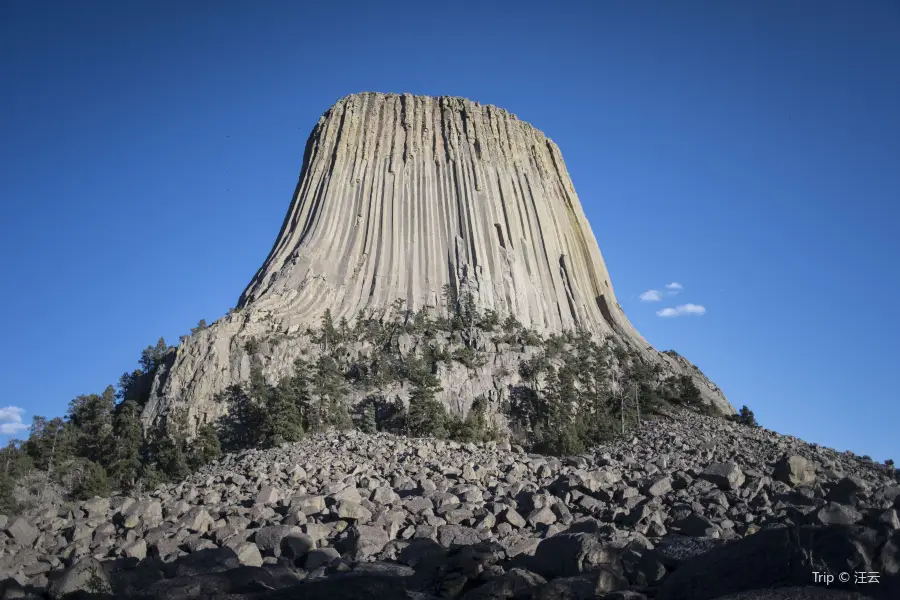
[
  {"left": 140, "top": 338, "right": 170, "bottom": 373},
  {"left": 191, "top": 423, "right": 223, "bottom": 469},
  {"left": 676, "top": 375, "right": 702, "bottom": 406},
  {"left": 218, "top": 384, "right": 265, "bottom": 452},
  {"left": 451, "top": 346, "right": 483, "bottom": 369},
  {"left": 478, "top": 309, "right": 499, "bottom": 332},
  {"left": 108, "top": 400, "right": 142, "bottom": 490},
  {"left": 448, "top": 397, "right": 499, "bottom": 443},
  {"left": 407, "top": 378, "right": 447, "bottom": 438},
  {"left": 358, "top": 403, "right": 377, "bottom": 434},
  {"left": 67, "top": 386, "right": 116, "bottom": 464},
  {"left": 71, "top": 460, "right": 110, "bottom": 501},
  {"left": 0, "top": 472, "right": 17, "bottom": 514},
  {"left": 501, "top": 314, "right": 521, "bottom": 333},
  {"left": 730, "top": 405, "right": 759, "bottom": 428},
  {"left": 190, "top": 319, "right": 208, "bottom": 335}
]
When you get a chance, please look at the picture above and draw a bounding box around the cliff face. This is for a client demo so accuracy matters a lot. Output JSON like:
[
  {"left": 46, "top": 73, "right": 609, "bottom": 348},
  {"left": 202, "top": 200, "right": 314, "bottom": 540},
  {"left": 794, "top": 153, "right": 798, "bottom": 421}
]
[
  {"left": 141, "top": 92, "right": 732, "bottom": 433},
  {"left": 239, "top": 93, "right": 636, "bottom": 335}
]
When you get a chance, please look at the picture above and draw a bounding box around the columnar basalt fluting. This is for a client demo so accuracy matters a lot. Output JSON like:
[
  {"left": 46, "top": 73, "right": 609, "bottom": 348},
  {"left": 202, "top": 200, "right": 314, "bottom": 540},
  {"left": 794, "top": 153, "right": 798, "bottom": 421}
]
[
  {"left": 141, "top": 92, "right": 732, "bottom": 433},
  {"left": 240, "top": 92, "right": 638, "bottom": 335}
]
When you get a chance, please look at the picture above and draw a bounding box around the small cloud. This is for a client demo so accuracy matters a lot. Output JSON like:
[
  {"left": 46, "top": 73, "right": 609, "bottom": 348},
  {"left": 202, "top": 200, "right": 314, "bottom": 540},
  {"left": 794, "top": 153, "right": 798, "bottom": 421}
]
[
  {"left": 657, "top": 304, "right": 706, "bottom": 318},
  {"left": 0, "top": 406, "right": 28, "bottom": 435},
  {"left": 639, "top": 290, "right": 662, "bottom": 302},
  {"left": 665, "top": 282, "right": 683, "bottom": 290}
]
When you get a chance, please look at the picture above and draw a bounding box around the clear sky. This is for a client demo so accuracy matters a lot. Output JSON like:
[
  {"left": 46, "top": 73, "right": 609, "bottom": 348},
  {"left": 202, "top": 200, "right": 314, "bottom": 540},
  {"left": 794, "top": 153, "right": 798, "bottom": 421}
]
[{"left": 1, "top": 2, "right": 898, "bottom": 461}]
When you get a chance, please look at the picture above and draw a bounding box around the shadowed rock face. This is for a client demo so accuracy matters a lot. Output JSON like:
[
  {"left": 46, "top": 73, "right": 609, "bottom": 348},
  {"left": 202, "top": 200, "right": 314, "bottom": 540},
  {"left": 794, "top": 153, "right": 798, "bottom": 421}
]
[{"left": 140, "top": 92, "right": 732, "bottom": 432}]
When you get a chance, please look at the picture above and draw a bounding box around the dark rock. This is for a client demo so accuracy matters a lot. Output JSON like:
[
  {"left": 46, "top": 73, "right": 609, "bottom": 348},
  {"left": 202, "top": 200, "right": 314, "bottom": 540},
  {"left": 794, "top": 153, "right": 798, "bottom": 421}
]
[
  {"left": 47, "top": 557, "right": 112, "bottom": 598},
  {"left": 708, "top": 588, "right": 873, "bottom": 599},
  {"left": 774, "top": 455, "right": 816, "bottom": 487},
  {"left": 815, "top": 503, "right": 862, "bottom": 526},
  {"left": 531, "top": 533, "right": 620, "bottom": 579},
  {"left": 254, "top": 525, "right": 303, "bottom": 557},
  {"left": 700, "top": 462, "right": 745, "bottom": 490},
  {"left": 460, "top": 568, "right": 546, "bottom": 599},
  {"left": 656, "top": 524, "right": 899, "bottom": 600},
  {"left": 4, "top": 518, "right": 38, "bottom": 548},
  {"left": 168, "top": 547, "right": 241, "bottom": 577},
  {"left": 650, "top": 536, "right": 731, "bottom": 568}
]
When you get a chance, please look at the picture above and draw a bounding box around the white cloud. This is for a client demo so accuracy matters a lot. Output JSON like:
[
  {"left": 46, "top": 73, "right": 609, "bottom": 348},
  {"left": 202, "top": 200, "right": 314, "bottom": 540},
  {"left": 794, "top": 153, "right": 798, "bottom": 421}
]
[
  {"left": 657, "top": 304, "right": 706, "bottom": 318},
  {"left": 0, "top": 406, "right": 28, "bottom": 435},
  {"left": 665, "top": 282, "right": 683, "bottom": 290},
  {"left": 639, "top": 290, "right": 662, "bottom": 302}
]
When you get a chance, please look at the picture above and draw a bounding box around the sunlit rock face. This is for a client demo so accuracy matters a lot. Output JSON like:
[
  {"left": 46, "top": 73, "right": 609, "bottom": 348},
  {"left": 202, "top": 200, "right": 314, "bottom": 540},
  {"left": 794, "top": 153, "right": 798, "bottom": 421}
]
[{"left": 141, "top": 92, "right": 732, "bottom": 434}]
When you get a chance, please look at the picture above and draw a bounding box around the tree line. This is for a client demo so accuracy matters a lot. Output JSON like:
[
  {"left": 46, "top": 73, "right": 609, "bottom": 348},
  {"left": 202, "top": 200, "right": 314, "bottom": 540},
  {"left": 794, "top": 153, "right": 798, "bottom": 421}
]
[{"left": 1, "top": 288, "right": 758, "bottom": 514}]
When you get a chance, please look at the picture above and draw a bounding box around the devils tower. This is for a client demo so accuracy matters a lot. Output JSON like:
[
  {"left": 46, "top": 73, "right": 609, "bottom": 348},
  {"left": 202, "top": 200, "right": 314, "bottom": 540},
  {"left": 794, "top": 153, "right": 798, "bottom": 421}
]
[{"left": 142, "top": 92, "right": 732, "bottom": 433}]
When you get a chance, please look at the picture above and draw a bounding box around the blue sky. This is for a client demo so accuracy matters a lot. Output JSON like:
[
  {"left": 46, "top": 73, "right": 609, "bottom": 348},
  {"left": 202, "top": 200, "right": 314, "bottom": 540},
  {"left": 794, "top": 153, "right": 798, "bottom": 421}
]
[{"left": 1, "top": 1, "right": 898, "bottom": 461}]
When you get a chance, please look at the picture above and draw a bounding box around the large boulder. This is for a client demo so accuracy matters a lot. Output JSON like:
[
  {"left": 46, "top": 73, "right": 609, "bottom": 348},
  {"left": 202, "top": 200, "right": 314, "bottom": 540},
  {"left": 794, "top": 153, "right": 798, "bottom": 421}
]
[
  {"left": 531, "top": 533, "right": 621, "bottom": 579},
  {"left": 774, "top": 455, "right": 817, "bottom": 487},
  {"left": 48, "top": 557, "right": 112, "bottom": 598},
  {"left": 701, "top": 462, "right": 745, "bottom": 490},
  {"left": 4, "top": 517, "right": 38, "bottom": 548},
  {"left": 656, "top": 525, "right": 899, "bottom": 600}
]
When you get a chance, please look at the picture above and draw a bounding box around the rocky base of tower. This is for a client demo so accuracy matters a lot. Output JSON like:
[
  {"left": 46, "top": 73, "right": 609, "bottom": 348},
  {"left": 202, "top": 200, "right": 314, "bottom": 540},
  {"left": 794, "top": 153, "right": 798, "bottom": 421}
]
[{"left": 3, "top": 410, "right": 898, "bottom": 599}]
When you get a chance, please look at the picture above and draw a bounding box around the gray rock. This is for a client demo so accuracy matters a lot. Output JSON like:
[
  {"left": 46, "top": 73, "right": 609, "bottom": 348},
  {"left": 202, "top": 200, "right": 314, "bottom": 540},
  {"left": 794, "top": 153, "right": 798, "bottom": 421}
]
[
  {"left": 181, "top": 506, "right": 215, "bottom": 533},
  {"left": 255, "top": 484, "right": 281, "bottom": 505},
  {"left": 644, "top": 476, "right": 672, "bottom": 497},
  {"left": 121, "top": 538, "right": 148, "bottom": 560},
  {"left": 4, "top": 517, "right": 38, "bottom": 547},
  {"left": 460, "top": 568, "right": 546, "bottom": 599},
  {"left": 48, "top": 557, "right": 112, "bottom": 598},
  {"left": 532, "top": 532, "right": 620, "bottom": 578},
  {"left": 701, "top": 462, "right": 745, "bottom": 490},
  {"left": 254, "top": 525, "right": 302, "bottom": 557},
  {"left": 233, "top": 541, "right": 263, "bottom": 567},
  {"left": 336, "top": 500, "right": 372, "bottom": 521},
  {"left": 438, "top": 525, "right": 484, "bottom": 548},
  {"left": 349, "top": 524, "right": 390, "bottom": 558},
  {"left": 305, "top": 547, "right": 341, "bottom": 570},
  {"left": 774, "top": 455, "right": 817, "bottom": 487},
  {"left": 816, "top": 502, "right": 862, "bottom": 526}
]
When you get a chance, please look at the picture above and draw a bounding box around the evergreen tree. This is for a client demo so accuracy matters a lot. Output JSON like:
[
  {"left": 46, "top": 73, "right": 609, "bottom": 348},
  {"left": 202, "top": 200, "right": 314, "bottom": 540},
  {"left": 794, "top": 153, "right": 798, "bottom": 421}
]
[
  {"left": 730, "top": 405, "right": 759, "bottom": 428},
  {"left": 264, "top": 382, "right": 305, "bottom": 446},
  {"left": 190, "top": 423, "right": 223, "bottom": 469},
  {"left": 71, "top": 460, "right": 110, "bottom": 500},
  {"left": 139, "top": 338, "right": 169, "bottom": 373},
  {"left": 310, "top": 355, "right": 350, "bottom": 431},
  {"left": 407, "top": 376, "right": 447, "bottom": 438},
  {"left": 218, "top": 384, "right": 264, "bottom": 452},
  {"left": 320, "top": 308, "right": 337, "bottom": 350},
  {"left": 359, "top": 403, "right": 377, "bottom": 434},
  {"left": 449, "top": 396, "right": 496, "bottom": 443},
  {"left": 109, "top": 399, "right": 142, "bottom": 490},
  {"left": 67, "top": 386, "right": 116, "bottom": 465},
  {"left": 678, "top": 375, "right": 702, "bottom": 406},
  {"left": 0, "top": 472, "right": 17, "bottom": 514}
]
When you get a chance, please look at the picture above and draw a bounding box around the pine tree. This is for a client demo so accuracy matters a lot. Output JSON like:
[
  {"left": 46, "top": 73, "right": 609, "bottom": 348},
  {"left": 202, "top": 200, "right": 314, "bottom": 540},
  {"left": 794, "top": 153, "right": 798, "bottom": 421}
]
[
  {"left": 731, "top": 405, "right": 759, "bottom": 428},
  {"left": 67, "top": 386, "right": 116, "bottom": 465},
  {"left": 190, "top": 423, "right": 223, "bottom": 469},
  {"left": 407, "top": 376, "right": 447, "bottom": 438},
  {"left": 109, "top": 399, "right": 142, "bottom": 490},
  {"left": 321, "top": 308, "right": 337, "bottom": 351},
  {"left": 310, "top": 355, "right": 350, "bottom": 431},
  {"left": 139, "top": 338, "right": 169, "bottom": 373},
  {"left": 264, "top": 382, "right": 305, "bottom": 446},
  {"left": 72, "top": 460, "right": 110, "bottom": 500},
  {"left": 218, "top": 384, "right": 263, "bottom": 452},
  {"left": 359, "top": 403, "right": 377, "bottom": 434}
]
